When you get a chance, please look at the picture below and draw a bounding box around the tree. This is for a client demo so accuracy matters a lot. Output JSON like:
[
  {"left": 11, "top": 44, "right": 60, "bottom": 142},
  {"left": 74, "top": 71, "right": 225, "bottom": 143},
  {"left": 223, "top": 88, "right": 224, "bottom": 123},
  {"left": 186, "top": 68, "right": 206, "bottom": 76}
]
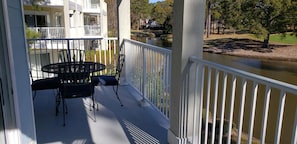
[
  {"left": 240, "top": 0, "right": 292, "bottom": 48},
  {"left": 151, "top": 0, "right": 173, "bottom": 26},
  {"left": 105, "top": 0, "right": 118, "bottom": 36},
  {"left": 219, "top": 0, "right": 242, "bottom": 34},
  {"left": 131, "top": 0, "right": 152, "bottom": 30},
  {"left": 287, "top": 0, "right": 297, "bottom": 36}
]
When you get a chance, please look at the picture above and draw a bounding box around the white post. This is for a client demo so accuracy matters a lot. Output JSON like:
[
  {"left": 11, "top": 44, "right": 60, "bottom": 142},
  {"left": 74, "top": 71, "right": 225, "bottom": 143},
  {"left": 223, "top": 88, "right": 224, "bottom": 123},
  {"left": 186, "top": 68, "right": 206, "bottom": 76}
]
[
  {"left": 63, "top": 0, "right": 70, "bottom": 37},
  {"left": 168, "top": 0, "right": 206, "bottom": 143},
  {"left": 117, "top": 0, "right": 130, "bottom": 46},
  {"left": 117, "top": 0, "right": 130, "bottom": 83},
  {"left": 139, "top": 49, "right": 148, "bottom": 106}
]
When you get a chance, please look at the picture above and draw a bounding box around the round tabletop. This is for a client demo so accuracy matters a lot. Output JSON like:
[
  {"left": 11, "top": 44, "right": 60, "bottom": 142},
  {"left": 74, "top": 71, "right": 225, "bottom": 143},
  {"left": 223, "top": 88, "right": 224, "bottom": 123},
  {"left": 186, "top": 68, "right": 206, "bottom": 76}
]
[{"left": 42, "top": 62, "right": 106, "bottom": 74}]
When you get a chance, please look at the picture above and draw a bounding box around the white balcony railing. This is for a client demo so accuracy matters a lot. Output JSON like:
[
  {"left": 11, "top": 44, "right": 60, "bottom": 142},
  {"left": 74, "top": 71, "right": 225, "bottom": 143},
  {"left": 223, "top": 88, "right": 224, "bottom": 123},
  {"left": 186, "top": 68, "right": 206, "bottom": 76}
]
[
  {"left": 84, "top": 25, "right": 101, "bottom": 36},
  {"left": 27, "top": 37, "right": 118, "bottom": 80},
  {"left": 23, "top": 0, "right": 64, "bottom": 6},
  {"left": 179, "top": 56, "right": 297, "bottom": 144},
  {"left": 124, "top": 39, "right": 172, "bottom": 119},
  {"left": 28, "top": 27, "right": 65, "bottom": 38}
]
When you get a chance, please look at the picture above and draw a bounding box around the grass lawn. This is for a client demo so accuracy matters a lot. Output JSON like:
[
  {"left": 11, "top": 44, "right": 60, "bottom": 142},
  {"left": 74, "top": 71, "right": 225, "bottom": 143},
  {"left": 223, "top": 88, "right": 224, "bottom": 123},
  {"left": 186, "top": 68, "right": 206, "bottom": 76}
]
[{"left": 251, "top": 33, "right": 297, "bottom": 44}]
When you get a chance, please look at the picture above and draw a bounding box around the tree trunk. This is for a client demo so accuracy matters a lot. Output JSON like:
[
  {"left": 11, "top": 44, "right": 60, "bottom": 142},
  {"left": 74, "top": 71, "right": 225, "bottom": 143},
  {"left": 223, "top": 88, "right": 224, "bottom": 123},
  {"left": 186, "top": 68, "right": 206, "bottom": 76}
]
[
  {"left": 262, "top": 33, "right": 270, "bottom": 49},
  {"left": 217, "top": 22, "right": 220, "bottom": 34},
  {"left": 206, "top": 1, "right": 211, "bottom": 38}
]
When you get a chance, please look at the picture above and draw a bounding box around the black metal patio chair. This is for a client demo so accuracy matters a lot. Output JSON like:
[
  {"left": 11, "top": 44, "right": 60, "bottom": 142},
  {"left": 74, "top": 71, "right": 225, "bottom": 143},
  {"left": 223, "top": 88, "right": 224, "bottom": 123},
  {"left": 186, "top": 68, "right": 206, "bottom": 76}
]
[
  {"left": 57, "top": 63, "right": 97, "bottom": 126},
  {"left": 30, "top": 71, "right": 60, "bottom": 100},
  {"left": 58, "top": 49, "right": 85, "bottom": 63},
  {"left": 91, "top": 54, "right": 125, "bottom": 107}
]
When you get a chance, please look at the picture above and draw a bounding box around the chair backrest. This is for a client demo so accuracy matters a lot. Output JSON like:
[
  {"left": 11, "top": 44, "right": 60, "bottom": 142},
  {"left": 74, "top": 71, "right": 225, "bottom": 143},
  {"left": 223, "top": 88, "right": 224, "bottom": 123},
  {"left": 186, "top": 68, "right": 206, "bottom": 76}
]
[
  {"left": 59, "top": 49, "right": 85, "bottom": 63},
  {"left": 58, "top": 63, "right": 94, "bottom": 98}
]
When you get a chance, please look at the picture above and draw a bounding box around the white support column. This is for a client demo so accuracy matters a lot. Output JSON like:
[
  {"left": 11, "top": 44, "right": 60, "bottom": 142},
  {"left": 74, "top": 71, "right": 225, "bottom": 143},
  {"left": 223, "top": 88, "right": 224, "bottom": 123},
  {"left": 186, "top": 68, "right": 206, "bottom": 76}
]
[
  {"left": 63, "top": 0, "right": 70, "bottom": 37},
  {"left": 101, "top": 0, "right": 108, "bottom": 50},
  {"left": 117, "top": 0, "right": 130, "bottom": 83},
  {"left": 101, "top": 0, "right": 108, "bottom": 38},
  {"left": 168, "top": 0, "right": 206, "bottom": 143},
  {"left": 117, "top": 0, "right": 130, "bottom": 46}
]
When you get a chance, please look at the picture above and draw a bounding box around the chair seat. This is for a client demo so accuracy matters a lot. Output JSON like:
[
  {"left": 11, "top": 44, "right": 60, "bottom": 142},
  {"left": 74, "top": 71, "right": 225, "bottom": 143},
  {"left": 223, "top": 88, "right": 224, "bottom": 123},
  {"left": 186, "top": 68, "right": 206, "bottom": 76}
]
[
  {"left": 31, "top": 77, "right": 60, "bottom": 90},
  {"left": 60, "top": 83, "right": 93, "bottom": 98},
  {"left": 92, "top": 76, "right": 118, "bottom": 86}
]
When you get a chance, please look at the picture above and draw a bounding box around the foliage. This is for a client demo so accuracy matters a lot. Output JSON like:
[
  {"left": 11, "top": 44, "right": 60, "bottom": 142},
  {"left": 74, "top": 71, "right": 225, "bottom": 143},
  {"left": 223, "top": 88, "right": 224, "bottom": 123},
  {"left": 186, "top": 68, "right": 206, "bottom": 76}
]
[
  {"left": 150, "top": 0, "right": 173, "bottom": 26},
  {"left": 207, "top": 0, "right": 297, "bottom": 48},
  {"left": 219, "top": 0, "right": 242, "bottom": 30},
  {"left": 105, "top": 0, "right": 118, "bottom": 36},
  {"left": 25, "top": 26, "right": 41, "bottom": 39},
  {"left": 131, "top": 0, "right": 153, "bottom": 30},
  {"left": 130, "top": 0, "right": 173, "bottom": 31},
  {"left": 239, "top": 0, "right": 293, "bottom": 48}
]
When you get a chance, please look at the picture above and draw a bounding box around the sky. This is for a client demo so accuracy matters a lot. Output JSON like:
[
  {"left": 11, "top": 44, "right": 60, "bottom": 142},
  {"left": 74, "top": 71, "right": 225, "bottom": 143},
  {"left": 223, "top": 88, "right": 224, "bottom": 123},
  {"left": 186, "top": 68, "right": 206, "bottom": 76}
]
[{"left": 149, "top": 0, "right": 164, "bottom": 3}]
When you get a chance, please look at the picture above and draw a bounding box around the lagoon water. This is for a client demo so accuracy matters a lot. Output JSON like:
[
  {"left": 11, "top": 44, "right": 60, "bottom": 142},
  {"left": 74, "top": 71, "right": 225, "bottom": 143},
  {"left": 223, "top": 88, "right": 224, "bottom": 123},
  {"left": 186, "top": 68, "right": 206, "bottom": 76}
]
[
  {"left": 144, "top": 37, "right": 297, "bottom": 85},
  {"left": 203, "top": 52, "right": 297, "bottom": 85}
]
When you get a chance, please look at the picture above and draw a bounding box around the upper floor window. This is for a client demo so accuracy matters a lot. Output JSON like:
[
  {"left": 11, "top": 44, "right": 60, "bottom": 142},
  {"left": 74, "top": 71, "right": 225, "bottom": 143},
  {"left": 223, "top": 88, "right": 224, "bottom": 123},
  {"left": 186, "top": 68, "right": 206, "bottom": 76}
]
[{"left": 25, "top": 15, "right": 47, "bottom": 27}]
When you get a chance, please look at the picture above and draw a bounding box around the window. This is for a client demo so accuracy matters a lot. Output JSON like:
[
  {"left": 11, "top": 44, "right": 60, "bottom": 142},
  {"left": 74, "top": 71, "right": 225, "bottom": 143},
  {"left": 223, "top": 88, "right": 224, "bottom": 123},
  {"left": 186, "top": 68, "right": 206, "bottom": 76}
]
[
  {"left": 55, "top": 15, "right": 62, "bottom": 27},
  {"left": 25, "top": 14, "right": 47, "bottom": 27}
]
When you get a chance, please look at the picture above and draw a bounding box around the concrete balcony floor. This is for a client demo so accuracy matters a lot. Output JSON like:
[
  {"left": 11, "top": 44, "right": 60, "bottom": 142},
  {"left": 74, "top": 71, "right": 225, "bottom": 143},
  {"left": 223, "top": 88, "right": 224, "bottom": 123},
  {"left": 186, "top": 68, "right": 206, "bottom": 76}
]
[{"left": 33, "top": 85, "right": 169, "bottom": 144}]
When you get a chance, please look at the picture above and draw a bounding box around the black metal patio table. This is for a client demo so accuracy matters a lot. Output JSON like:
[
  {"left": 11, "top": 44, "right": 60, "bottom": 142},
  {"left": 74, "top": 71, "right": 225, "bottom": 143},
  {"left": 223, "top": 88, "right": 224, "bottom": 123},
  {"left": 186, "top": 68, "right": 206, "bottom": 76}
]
[{"left": 42, "top": 61, "right": 106, "bottom": 75}]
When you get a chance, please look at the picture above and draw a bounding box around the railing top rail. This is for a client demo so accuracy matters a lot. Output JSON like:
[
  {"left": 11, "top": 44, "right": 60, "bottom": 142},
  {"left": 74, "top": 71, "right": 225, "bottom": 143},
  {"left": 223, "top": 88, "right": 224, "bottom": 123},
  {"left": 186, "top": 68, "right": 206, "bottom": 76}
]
[
  {"left": 27, "top": 37, "right": 104, "bottom": 41},
  {"left": 190, "top": 56, "right": 297, "bottom": 94},
  {"left": 28, "top": 26, "right": 64, "bottom": 28},
  {"left": 106, "top": 37, "right": 118, "bottom": 40},
  {"left": 124, "top": 38, "right": 172, "bottom": 54}
]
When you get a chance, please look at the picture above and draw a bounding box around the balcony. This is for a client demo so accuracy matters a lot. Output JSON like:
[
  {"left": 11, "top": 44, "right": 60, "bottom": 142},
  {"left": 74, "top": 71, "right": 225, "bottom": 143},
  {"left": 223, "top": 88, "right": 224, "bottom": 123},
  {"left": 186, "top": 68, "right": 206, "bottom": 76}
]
[
  {"left": 28, "top": 38, "right": 297, "bottom": 144},
  {"left": 4, "top": 0, "right": 297, "bottom": 143},
  {"left": 28, "top": 27, "right": 65, "bottom": 38},
  {"left": 29, "top": 37, "right": 170, "bottom": 143},
  {"left": 23, "top": 0, "right": 64, "bottom": 6},
  {"left": 84, "top": 25, "right": 101, "bottom": 36},
  {"left": 83, "top": 0, "right": 101, "bottom": 13}
]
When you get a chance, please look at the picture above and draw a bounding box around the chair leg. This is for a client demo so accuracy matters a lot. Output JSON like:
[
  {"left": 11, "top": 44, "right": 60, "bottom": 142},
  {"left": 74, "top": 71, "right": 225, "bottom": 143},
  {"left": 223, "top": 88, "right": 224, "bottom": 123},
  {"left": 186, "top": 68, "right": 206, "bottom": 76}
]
[
  {"left": 92, "top": 94, "right": 98, "bottom": 111},
  {"left": 91, "top": 95, "right": 97, "bottom": 122},
  {"left": 113, "top": 85, "right": 123, "bottom": 107},
  {"left": 55, "top": 93, "right": 61, "bottom": 116},
  {"left": 33, "top": 91, "right": 37, "bottom": 100},
  {"left": 62, "top": 98, "right": 66, "bottom": 126}
]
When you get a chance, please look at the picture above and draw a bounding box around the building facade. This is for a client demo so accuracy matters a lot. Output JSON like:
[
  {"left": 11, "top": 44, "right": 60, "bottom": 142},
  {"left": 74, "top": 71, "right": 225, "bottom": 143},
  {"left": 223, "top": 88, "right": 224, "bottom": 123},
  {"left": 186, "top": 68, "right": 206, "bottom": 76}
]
[{"left": 23, "top": 0, "right": 108, "bottom": 39}]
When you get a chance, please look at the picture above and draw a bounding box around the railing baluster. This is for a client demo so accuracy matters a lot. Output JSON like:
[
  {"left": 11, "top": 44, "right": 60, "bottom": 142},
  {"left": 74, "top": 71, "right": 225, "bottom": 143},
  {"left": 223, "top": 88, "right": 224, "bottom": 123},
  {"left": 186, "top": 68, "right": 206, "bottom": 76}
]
[
  {"left": 260, "top": 86, "right": 271, "bottom": 144},
  {"left": 248, "top": 82, "right": 259, "bottom": 144},
  {"left": 211, "top": 70, "right": 219, "bottom": 144},
  {"left": 218, "top": 72, "right": 228, "bottom": 144},
  {"left": 292, "top": 107, "right": 297, "bottom": 144},
  {"left": 203, "top": 67, "right": 212, "bottom": 144},
  {"left": 237, "top": 79, "right": 247, "bottom": 144},
  {"left": 165, "top": 54, "right": 170, "bottom": 118},
  {"left": 274, "top": 90, "right": 286, "bottom": 144},
  {"left": 227, "top": 75, "right": 236, "bottom": 144}
]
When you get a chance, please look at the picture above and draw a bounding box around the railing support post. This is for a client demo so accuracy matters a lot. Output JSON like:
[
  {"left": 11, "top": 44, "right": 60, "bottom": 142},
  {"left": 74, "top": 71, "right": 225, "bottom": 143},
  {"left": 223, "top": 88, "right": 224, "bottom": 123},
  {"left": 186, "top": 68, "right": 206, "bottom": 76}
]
[{"left": 139, "top": 49, "right": 148, "bottom": 106}]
